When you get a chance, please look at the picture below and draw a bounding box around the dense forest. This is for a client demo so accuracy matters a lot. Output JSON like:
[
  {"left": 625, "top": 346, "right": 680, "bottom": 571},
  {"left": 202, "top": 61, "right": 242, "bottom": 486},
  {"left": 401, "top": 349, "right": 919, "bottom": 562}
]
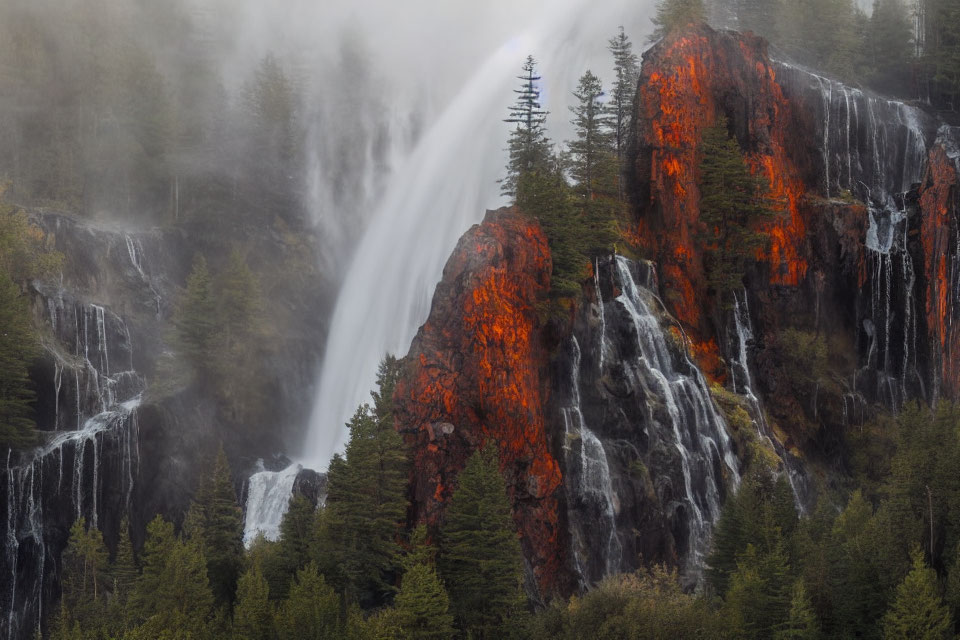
[{"left": 5, "top": 0, "right": 960, "bottom": 637}]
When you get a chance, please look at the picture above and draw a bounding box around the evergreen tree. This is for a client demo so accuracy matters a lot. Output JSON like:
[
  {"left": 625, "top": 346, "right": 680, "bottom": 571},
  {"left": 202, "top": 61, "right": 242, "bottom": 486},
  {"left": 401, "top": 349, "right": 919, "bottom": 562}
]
[
  {"left": 59, "top": 518, "right": 110, "bottom": 633},
  {"left": 515, "top": 167, "right": 588, "bottom": 299},
  {"left": 865, "top": 0, "right": 914, "bottom": 92},
  {"left": 267, "top": 494, "right": 316, "bottom": 600},
  {"left": 438, "top": 447, "right": 527, "bottom": 639},
  {"left": 316, "top": 357, "right": 409, "bottom": 606},
  {"left": 393, "top": 526, "right": 456, "bottom": 640},
  {"left": 775, "top": 580, "right": 821, "bottom": 640},
  {"left": 184, "top": 445, "right": 245, "bottom": 606},
  {"left": 175, "top": 254, "right": 217, "bottom": 374},
  {"left": 881, "top": 548, "right": 952, "bottom": 640},
  {"left": 126, "top": 515, "right": 178, "bottom": 626},
  {"left": 567, "top": 70, "right": 615, "bottom": 203},
  {"left": 607, "top": 27, "right": 641, "bottom": 168},
  {"left": 697, "top": 118, "right": 777, "bottom": 302},
  {"left": 0, "top": 267, "right": 38, "bottom": 449},
  {"left": 501, "top": 55, "right": 552, "bottom": 198},
  {"left": 112, "top": 516, "right": 139, "bottom": 603},
  {"left": 274, "top": 562, "right": 342, "bottom": 640},
  {"left": 233, "top": 562, "right": 273, "bottom": 640},
  {"left": 723, "top": 542, "right": 793, "bottom": 639},
  {"left": 651, "top": 0, "right": 707, "bottom": 41}
]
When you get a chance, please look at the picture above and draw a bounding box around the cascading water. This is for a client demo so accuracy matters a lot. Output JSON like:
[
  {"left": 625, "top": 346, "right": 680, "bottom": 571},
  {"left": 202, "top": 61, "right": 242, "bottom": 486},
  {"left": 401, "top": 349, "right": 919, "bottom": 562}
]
[
  {"left": 775, "top": 61, "right": 936, "bottom": 408},
  {"left": 608, "top": 256, "right": 739, "bottom": 571},
  {"left": 729, "top": 290, "right": 811, "bottom": 511},
  {"left": 244, "top": 0, "right": 656, "bottom": 542},
  {"left": 2, "top": 295, "right": 144, "bottom": 640},
  {"left": 562, "top": 337, "right": 622, "bottom": 588}
]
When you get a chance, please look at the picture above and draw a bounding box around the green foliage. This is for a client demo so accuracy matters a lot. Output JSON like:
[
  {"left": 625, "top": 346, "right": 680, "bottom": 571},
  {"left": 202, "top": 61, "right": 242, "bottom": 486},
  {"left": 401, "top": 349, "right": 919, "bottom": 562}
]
[
  {"left": 315, "top": 356, "right": 409, "bottom": 606},
  {"left": 775, "top": 580, "right": 821, "bottom": 640},
  {"left": 112, "top": 517, "right": 139, "bottom": 604},
  {"left": 174, "top": 255, "right": 218, "bottom": 375},
  {"left": 651, "top": 0, "right": 707, "bottom": 41},
  {"left": 59, "top": 519, "right": 111, "bottom": 633},
  {"left": 274, "top": 562, "right": 342, "bottom": 640},
  {"left": 184, "top": 445, "right": 245, "bottom": 606},
  {"left": 606, "top": 27, "right": 640, "bottom": 168},
  {"left": 697, "top": 118, "right": 778, "bottom": 302},
  {"left": 393, "top": 562, "right": 456, "bottom": 640},
  {"left": 232, "top": 562, "right": 273, "bottom": 640},
  {"left": 723, "top": 542, "right": 793, "bottom": 638},
  {"left": 438, "top": 447, "right": 527, "bottom": 639},
  {"left": 527, "top": 566, "right": 727, "bottom": 639},
  {"left": 882, "top": 548, "right": 953, "bottom": 640},
  {"left": 0, "top": 268, "right": 39, "bottom": 449},
  {"left": 501, "top": 56, "right": 553, "bottom": 198}
]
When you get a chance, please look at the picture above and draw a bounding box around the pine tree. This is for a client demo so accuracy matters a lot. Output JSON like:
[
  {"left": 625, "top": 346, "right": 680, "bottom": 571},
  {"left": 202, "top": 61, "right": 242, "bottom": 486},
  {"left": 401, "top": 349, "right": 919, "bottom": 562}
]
[
  {"left": 501, "top": 55, "right": 552, "bottom": 198},
  {"left": 651, "top": 0, "right": 707, "bottom": 41},
  {"left": 392, "top": 526, "right": 456, "bottom": 640},
  {"left": 175, "top": 254, "right": 217, "bottom": 374},
  {"left": 274, "top": 562, "right": 342, "bottom": 640},
  {"left": 184, "top": 445, "right": 245, "bottom": 606},
  {"left": 268, "top": 493, "right": 316, "bottom": 600},
  {"left": 126, "top": 526, "right": 215, "bottom": 638},
  {"left": 0, "top": 266, "right": 38, "bottom": 449},
  {"left": 607, "top": 27, "right": 640, "bottom": 169},
  {"left": 316, "top": 357, "right": 409, "bottom": 606},
  {"left": 59, "top": 518, "right": 110, "bottom": 633},
  {"left": 881, "top": 548, "right": 952, "bottom": 640},
  {"left": 112, "top": 516, "right": 138, "bottom": 602},
  {"left": 775, "top": 580, "right": 821, "bottom": 640},
  {"left": 723, "top": 542, "right": 793, "bottom": 639},
  {"left": 865, "top": 0, "right": 914, "bottom": 92},
  {"left": 697, "top": 117, "right": 777, "bottom": 302},
  {"left": 567, "top": 70, "right": 614, "bottom": 203},
  {"left": 233, "top": 562, "right": 273, "bottom": 640},
  {"left": 438, "top": 447, "right": 527, "bottom": 639},
  {"left": 215, "top": 249, "right": 263, "bottom": 421}
]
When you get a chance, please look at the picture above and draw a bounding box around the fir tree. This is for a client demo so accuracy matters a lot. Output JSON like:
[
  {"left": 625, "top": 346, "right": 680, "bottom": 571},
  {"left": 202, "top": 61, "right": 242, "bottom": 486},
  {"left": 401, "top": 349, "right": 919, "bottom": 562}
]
[
  {"left": 59, "top": 518, "right": 110, "bottom": 632},
  {"left": 567, "top": 70, "right": 615, "bottom": 203},
  {"left": 651, "top": 0, "right": 707, "bottom": 41},
  {"left": 175, "top": 254, "right": 217, "bottom": 374},
  {"left": 501, "top": 55, "right": 552, "bottom": 198},
  {"left": 882, "top": 548, "right": 952, "bottom": 640},
  {"left": 274, "top": 562, "right": 342, "bottom": 640},
  {"left": 697, "top": 118, "right": 777, "bottom": 302},
  {"left": 775, "top": 580, "right": 821, "bottom": 640},
  {"left": 393, "top": 526, "right": 456, "bottom": 640},
  {"left": 607, "top": 27, "right": 641, "bottom": 168},
  {"left": 184, "top": 445, "right": 245, "bottom": 606},
  {"left": 268, "top": 494, "right": 316, "bottom": 599},
  {"left": 316, "top": 357, "right": 409, "bottom": 606},
  {"left": 723, "top": 542, "right": 793, "bottom": 639},
  {"left": 112, "top": 516, "right": 138, "bottom": 603},
  {"left": 0, "top": 266, "right": 38, "bottom": 449},
  {"left": 233, "top": 562, "right": 273, "bottom": 640},
  {"left": 438, "top": 447, "right": 527, "bottom": 639}
]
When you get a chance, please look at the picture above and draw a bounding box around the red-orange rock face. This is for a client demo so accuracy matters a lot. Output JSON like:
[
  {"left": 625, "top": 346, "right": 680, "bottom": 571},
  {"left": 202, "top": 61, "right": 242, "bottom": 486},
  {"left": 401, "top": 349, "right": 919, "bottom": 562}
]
[
  {"left": 393, "top": 207, "right": 564, "bottom": 594},
  {"left": 631, "top": 25, "right": 808, "bottom": 348},
  {"left": 920, "top": 146, "right": 960, "bottom": 397}
]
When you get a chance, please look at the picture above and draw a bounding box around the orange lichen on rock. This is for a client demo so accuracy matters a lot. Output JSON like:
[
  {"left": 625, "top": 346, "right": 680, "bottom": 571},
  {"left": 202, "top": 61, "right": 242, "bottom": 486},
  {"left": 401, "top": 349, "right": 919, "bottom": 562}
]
[
  {"left": 919, "top": 146, "right": 960, "bottom": 396},
  {"left": 393, "top": 207, "right": 564, "bottom": 594},
  {"left": 632, "top": 24, "right": 810, "bottom": 340}
]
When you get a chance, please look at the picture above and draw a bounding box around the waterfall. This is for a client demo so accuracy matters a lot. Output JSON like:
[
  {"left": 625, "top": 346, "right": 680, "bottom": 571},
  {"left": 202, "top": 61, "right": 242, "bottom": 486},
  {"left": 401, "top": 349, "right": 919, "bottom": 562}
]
[
  {"left": 242, "top": 463, "right": 303, "bottom": 547},
  {"left": 730, "top": 291, "right": 811, "bottom": 512},
  {"left": 562, "top": 337, "right": 622, "bottom": 587},
  {"left": 775, "top": 61, "right": 935, "bottom": 408},
  {"left": 2, "top": 292, "right": 144, "bottom": 640},
  {"left": 612, "top": 256, "right": 739, "bottom": 568}
]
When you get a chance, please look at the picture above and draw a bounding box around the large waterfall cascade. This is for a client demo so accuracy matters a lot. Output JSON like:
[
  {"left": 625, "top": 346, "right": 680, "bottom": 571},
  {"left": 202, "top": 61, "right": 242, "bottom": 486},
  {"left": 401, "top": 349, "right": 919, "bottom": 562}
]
[{"left": 244, "top": 0, "right": 657, "bottom": 545}]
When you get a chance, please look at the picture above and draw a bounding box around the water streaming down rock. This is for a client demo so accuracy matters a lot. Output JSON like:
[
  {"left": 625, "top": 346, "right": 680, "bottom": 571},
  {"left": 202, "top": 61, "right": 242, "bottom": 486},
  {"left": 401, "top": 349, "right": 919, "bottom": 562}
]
[
  {"left": 245, "top": 0, "right": 656, "bottom": 540},
  {"left": 1, "top": 295, "right": 144, "bottom": 639},
  {"left": 561, "top": 337, "right": 622, "bottom": 588},
  {"left": 242, "top": 463, "right": 303, "bottom": 547},
  {"left": 775, "top": 62, "right": 937, "bottom": 408},
  {"left": 565, "top": 256, "right": 739, "bottom": 584},
  {"left": 729, "top": 290, "right": 812, "bottom": 511}
]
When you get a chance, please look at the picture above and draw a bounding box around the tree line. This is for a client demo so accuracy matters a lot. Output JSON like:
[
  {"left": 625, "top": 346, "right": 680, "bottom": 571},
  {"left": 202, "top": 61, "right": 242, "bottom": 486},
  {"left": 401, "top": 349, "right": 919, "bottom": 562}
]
[{"left": 656, "top": 0, "right": 960, "bottom": 109}]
